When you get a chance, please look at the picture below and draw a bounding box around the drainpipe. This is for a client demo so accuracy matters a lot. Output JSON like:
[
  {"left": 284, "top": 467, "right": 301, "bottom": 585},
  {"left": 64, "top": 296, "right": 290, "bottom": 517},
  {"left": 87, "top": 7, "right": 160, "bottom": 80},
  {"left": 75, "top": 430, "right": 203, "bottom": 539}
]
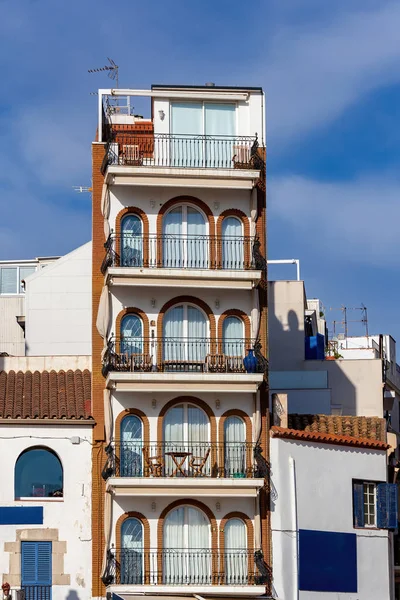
[{"left": 289, "top": 457, "right": 299, "bottom": 600}]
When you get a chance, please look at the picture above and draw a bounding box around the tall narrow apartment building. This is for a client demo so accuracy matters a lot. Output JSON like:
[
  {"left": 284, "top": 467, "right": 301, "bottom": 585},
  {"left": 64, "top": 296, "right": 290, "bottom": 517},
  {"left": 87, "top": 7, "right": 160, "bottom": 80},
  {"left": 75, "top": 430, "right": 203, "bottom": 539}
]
[{"left": 91, "top": 84, "right": 268, "bottom": 600}]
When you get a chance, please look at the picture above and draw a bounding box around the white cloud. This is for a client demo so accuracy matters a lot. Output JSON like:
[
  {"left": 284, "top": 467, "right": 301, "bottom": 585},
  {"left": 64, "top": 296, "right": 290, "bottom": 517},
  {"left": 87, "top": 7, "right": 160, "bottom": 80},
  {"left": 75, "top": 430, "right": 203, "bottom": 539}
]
[
  {"left": 269, "top": 174, "right": 400, "bottom": 266},
  {"left": 265, "top": 1, "right": 400, "bottom": 148}
]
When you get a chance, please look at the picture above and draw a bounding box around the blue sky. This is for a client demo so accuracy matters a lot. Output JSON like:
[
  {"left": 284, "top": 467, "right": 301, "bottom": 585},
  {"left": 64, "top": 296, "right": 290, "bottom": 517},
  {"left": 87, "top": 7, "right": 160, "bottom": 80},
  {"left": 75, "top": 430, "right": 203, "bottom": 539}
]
[{"left": 1, "top": 0, "right": 400, "bottom": 340}]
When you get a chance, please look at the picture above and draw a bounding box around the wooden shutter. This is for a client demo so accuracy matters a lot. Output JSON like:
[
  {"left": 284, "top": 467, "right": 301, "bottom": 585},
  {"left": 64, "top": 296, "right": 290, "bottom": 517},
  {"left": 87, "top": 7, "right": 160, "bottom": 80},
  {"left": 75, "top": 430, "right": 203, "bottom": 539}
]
[
  {"left": 377, "top": 483, "right": 398, "bottom": 529},
  {"left": 21, "top": 542, "right": 52, "bottom": 584},
  {"left": 353, "top": 482, "right": 365, "bottom": 527}
]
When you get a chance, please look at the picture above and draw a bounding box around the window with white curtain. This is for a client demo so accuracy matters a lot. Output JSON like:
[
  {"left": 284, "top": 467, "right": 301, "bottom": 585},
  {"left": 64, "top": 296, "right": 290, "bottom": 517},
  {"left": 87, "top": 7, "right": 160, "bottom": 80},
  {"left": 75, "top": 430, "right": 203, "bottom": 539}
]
[
  {"left": 120, "top": 314, "right": 143, "bottom": 356},
  {"left": 163, "top": 506, "right": 211, "bottom": 584},
  {"left": 171, "top": 102, "right": 236, "bottom": 168},
  {"left": 163, "top": 304, "right": 208, "bottom": 366},
  {"left": 224, "top": 518, "right": 247, "bottom": 584},
  {"left": 163, "top": 403, "right": 210, "bottom": 476},
  {"left": 224, "top": 415, "right": 246, "bottom": 477},
  {"left": 121, "top": 517, "right": 143, "bottom": 584},
  {"left": 121, "top": 214, "right": 143, "bottom": 267},
  {"left": 222, "top": 216, "right": 244, "bottom": 269},
  {"left": 0, "top": 266, "right": 36, "bottom": 294},
  {"left": 162, "top": 205, "right": 207, "bottom": 268},
  {"left": 223, "top": 315, "right": 245, "bottom": 357},
  {"left": 120, "top": 415, "right": 143, "bottom": 477}
]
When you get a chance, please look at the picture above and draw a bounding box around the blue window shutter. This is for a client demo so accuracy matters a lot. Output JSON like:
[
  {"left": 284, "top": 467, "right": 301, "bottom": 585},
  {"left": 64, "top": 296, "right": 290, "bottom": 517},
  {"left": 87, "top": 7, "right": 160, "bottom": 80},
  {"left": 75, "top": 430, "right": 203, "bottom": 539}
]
[
  {"left": 37, "top": 543, "right": 52, "bottom": 584},
  {"left": 353, "top": 483, "right": 364, "bottom": 527},
  {"left": 387, "top": 484, "right": 398, "bottom": 529},
  {"left": 21, "top": 542, "right": 52, "bottom": 585},
  {"left": 377, "top": 483, "right": 389, "bottom": 528},
  {"left": 22, "top": 543, "right": 37, "bottom": 584}
]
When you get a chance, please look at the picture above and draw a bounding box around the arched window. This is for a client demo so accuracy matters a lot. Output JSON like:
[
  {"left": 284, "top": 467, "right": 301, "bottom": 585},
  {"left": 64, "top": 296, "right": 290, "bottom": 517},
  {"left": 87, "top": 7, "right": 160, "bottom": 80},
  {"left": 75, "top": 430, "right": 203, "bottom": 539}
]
[
  {"left": 163, "top": 403, "right": 210, "bottom": 476},
  {"left": 15, "top": 447, "right": 63, "bottom": 499},
  {"left": 163, "top": 304, "right": 208, "bottom": 368},
  {"left": 121, "top": 214, "right": 143, "bottom": 267},
  {"left": 163, "top": 506, "right": 211, "bottom": 584},
  {"left": 224, "top": 416, "right": 246, "bottom": 477},
  {"left": 222, "top": 216, "right": 244, "bottom": 269},
  {"left": 222, "top": 315, "right": 245, "bottom": 358},
  {"left": 163, "top": 205, "right": 207, "bottom": 268},
  {"left": 224, "top": 518, "right": 247, "bottom": 584},
  {"left": 120, "top": 415, "right": 143, "bottom": 477},
  {"left": 120, "top": 313, "right": 143, "bottom": 356},
  {"left": 121, "top": 517, "right": 143, "bottom": 584}
]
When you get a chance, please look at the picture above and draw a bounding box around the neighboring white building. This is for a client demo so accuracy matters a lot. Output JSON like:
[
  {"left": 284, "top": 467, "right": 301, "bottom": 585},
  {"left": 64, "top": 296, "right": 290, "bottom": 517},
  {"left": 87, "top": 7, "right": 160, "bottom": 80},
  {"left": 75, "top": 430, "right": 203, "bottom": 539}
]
[
  {"left": 270, "top": 420, "right": 394, "bottom": 600},
  {"left": 24, "top": 242, "right": 92, "bottom": 357},
  {"left": 268, "top": 279, "right": 388, "bottom": 418},
  {"left": 0, "top": 257, "right": 59, "bottom": 356},
  {"left": 0, "top": 358, "right": 94, "bottom": 600}
]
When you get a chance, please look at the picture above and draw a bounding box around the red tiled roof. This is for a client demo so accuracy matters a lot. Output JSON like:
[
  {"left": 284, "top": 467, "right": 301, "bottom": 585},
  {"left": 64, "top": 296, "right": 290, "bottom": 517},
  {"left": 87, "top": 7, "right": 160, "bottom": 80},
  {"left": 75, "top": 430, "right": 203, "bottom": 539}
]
[
  {"left": 288, "top": 413, "right": 386, "bottom": 442},
  {"left": 271, "top": 426, "right": 389, "bottom": 450},
  {"left": 0, "top": 370, "right": 92, "bottom": 420}
]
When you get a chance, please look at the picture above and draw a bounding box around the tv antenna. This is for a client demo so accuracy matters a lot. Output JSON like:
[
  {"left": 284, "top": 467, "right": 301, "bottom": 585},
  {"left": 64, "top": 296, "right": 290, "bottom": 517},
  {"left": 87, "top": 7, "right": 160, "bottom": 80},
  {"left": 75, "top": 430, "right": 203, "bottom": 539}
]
[
  {"left": 73, "top": 186, "right": 92, "bottom": 193},
  {"left": 88, "top": 57, "right": 119, "bottom": 88}
]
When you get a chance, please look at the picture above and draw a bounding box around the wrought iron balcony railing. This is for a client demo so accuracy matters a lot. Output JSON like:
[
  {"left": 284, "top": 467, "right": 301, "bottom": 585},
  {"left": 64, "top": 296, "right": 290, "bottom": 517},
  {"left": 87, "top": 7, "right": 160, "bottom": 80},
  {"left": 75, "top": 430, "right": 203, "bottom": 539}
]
[
  {"left": 17, "top": 587, "right": 51, "bottom": 600},
  {"left": 102, "top": 337, "right": 267, "bottom": 376},
  {"left": 102, "top": 441, "right": 268, "bottom": 480},
  {"left": 101, "top": 234, "right": 263, "bottom": 274},
  {"left": 102, "top": 548, "right": 270, "bottom": 586},
  {"left": 101, "top": 131, "right": 261, "bottom": 173}
]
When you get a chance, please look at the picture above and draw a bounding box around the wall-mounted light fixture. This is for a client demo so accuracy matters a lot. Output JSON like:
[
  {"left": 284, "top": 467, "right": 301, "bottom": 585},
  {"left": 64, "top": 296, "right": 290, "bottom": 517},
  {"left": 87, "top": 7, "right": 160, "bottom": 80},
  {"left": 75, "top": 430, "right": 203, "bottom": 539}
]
[
  {"left": 159, "top": 110, "right": 165, "bottom": 121},
  {"left": 151, "top": 298, "right": 156, "bottom": 308},
  {"left": 152, "top": 398, "right": 157, "bottom": 409},
  {"left": 215, "top": 502, "right": 221, "bottom": 512},
  {"left": 215, "top": 299, "right": 220, "bottom": 309},
  {"left": 215, "top": 398, "right": 220, "bottom": 410},
  {"left": 151, "top": 501, "right": 157, "bottom": 511},
  {"left": 150, "top": 199, "right": 156, "bottom": 209}
]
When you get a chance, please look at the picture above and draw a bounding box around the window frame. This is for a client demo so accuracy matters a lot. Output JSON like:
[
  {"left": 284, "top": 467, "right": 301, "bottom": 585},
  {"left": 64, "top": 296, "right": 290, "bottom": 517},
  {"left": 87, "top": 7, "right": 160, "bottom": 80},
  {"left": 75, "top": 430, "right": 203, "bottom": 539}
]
[
  {"left": 170, "top": 101, "right": 238, "bottom": 138},
  {"left": 353, "top": 479, "right": 398, "bottom": 530},
  {"left": 0, "top": 265, "right": 37, "bottom": 296},
  {"left": 15, "top": 446, "right": 64, "bottom": 501}
]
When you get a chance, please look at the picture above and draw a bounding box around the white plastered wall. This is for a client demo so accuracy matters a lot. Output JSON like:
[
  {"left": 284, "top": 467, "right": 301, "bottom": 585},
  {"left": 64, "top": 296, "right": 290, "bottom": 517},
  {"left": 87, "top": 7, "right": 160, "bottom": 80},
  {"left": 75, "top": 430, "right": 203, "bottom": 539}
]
[
  {"left": 25, "top": 243, "right": 92, "bottom": 356},
  {"left": 270, "top": 437, "right": 390, "bottom": 600},
  {"left": 0, "top": 424, "right": 93, "bottom": 600}
]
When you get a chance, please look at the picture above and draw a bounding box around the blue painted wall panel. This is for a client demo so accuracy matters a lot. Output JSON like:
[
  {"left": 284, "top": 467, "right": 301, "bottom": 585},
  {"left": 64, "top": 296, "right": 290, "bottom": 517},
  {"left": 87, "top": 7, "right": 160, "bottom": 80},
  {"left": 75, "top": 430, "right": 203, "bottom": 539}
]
[
  {"left": 299, "top": 529, "right": 357, "bottom": 592},
  {"left": 0, "top": 507, "right": 43, "bottom": 525}
]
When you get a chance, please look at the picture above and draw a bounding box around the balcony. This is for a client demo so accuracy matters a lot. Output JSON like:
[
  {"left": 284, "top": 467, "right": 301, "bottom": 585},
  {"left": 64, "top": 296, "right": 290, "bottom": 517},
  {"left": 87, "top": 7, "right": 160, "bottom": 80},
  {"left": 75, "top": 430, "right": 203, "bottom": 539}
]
[
  {"left": 102, "top": 548, "right": 269, "bottom": 592},
  {"left": 17, "top": 587, "right": 51, "bottom": 600},
  {"left": 102, "top": 234, "right": 265, "bottom": 289},
  {"left": 103, "top": 441, "right": 267, "bottom": 497},
  {"left": 103, "top": 338, "right": 266, "bottom": 393},
  {"left": 101, "top": 131, "right": 262, "bottom": 173}
]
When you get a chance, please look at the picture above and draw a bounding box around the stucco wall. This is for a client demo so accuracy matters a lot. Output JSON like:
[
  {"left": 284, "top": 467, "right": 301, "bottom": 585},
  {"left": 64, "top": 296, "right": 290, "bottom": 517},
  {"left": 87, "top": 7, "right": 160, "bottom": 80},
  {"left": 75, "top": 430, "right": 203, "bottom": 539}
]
[
  {"left": 270, "top": 436, "right": 390, "bottom": 600},
  {"left": 0, "top": 424, "right": 92, "bottom": 600},
  {"left": 25, "top": 243, "right": 92, "bottom": 356}
]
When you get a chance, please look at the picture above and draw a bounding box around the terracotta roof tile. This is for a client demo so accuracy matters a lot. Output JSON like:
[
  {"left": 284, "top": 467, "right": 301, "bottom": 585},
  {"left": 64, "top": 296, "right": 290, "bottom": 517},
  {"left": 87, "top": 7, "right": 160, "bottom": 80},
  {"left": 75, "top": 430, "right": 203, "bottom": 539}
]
[
  {"left": 0, "top": 370, "right": 92, "bottom": 420},
  {"left": 271, "top": 426, "right": 389, "bottom": 450},
  {"left": 287, "top": 414, "right": 386, "bottom": 443}
]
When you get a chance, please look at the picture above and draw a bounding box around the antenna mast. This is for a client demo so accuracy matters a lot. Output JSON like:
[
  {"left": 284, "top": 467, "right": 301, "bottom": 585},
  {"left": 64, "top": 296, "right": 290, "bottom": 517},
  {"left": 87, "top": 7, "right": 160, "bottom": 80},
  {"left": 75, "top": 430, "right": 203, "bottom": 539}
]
[{"left": 88, "top": 57, "right": 119, "bottom": 88}]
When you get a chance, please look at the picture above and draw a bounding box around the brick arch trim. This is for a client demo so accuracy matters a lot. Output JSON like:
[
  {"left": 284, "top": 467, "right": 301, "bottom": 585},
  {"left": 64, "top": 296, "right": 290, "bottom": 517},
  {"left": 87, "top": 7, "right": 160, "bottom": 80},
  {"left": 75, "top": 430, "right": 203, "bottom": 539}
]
[
  {"left": 218, "top": 309, "right": 251, "bottom": 348},
  {"left": 218, "top": 409, "right": 253, "bottom": 478},
  {"left": 158, "top": 396, "right": 218, "bottom": 477},
  {"left": 115, "top": 408, "right": 150, "bottom": 444},
  {"left": 158, "top": 499, "right": 218, "bottom": 584},
  {"left": 216, "top": 208, "right": 251, "bottom": 269},
  {"left": 115, "top": 307, "right": 150, "bottom": 355},
  {"left": 157, "top": 396, "right": 217, "bottom": 445},
  {"left": 156, "top": 196, "right": 216, "bottom": 268},
  {"left": 157, "top": 296, "right": 217, "bottom": 361},
  {"left": 219, "top": 511, "right": 255, "bottom": 582},
  {"left": 115, "top": 511, "right": 151, "bottom": 583},
  {"left": 115, "top": 206, "right": 150, "bottom": 267}
]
